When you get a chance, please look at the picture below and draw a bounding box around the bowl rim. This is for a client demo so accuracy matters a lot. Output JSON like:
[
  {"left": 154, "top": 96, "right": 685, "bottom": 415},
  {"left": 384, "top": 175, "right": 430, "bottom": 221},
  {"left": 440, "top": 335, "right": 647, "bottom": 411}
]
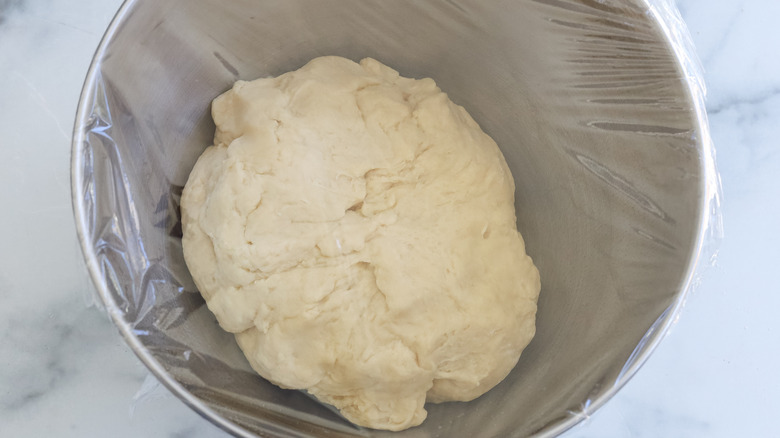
[{"left": 70, "top": 0, "right": 718, "bottom": 437}]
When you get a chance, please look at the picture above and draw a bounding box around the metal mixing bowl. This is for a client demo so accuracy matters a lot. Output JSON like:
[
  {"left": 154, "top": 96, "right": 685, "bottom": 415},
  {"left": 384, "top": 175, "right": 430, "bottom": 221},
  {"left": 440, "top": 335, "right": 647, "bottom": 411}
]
[{"left": 71, "top": 0, "right": 716, "bottom": 436}]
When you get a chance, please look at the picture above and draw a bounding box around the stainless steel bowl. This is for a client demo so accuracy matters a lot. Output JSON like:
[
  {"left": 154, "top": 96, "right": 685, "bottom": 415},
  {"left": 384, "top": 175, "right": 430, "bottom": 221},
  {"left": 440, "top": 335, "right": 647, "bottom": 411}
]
[{"left": 71, "top": 0, "right": 716, "bottom": 436}]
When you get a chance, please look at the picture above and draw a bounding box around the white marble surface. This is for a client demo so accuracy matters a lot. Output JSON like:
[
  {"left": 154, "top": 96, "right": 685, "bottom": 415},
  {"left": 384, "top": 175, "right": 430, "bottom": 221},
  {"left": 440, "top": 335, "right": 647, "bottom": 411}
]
[{"left": 0, "top": 0, "right": 777, "bottom": 436}]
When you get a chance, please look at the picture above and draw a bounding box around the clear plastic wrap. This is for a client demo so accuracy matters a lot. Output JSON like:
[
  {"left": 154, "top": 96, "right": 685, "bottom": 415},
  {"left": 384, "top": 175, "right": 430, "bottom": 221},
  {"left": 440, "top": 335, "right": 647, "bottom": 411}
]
[{"left": 71, "top": 0, "right": 721, "bottom": 436}]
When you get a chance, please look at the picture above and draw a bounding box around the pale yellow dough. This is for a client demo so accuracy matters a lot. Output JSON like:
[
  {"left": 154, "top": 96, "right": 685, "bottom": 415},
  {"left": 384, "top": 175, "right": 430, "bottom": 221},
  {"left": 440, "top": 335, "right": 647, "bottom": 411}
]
[{"left": 181, "top": 56, "right": 540, "bottom": 431}]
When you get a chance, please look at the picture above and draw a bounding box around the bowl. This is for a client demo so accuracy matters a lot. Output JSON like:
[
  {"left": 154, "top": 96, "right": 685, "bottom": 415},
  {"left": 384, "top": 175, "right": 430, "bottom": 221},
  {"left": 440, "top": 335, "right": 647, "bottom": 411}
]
[{"left": 71, "top": 0, "right": 716, "bottom": 436}]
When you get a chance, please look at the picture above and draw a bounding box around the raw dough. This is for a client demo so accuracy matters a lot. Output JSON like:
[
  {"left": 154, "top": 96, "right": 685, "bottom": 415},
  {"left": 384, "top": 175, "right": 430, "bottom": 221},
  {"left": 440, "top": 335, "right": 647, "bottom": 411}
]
[{"left": 181, "top": 56, "right": 540, "bottom": 431}]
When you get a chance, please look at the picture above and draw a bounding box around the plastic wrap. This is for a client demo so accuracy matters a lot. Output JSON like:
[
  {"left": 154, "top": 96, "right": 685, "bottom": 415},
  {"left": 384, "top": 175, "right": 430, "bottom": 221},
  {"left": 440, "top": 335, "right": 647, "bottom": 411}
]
[{"left": 71, "top": 0, "right": 721, "bottom": 436}]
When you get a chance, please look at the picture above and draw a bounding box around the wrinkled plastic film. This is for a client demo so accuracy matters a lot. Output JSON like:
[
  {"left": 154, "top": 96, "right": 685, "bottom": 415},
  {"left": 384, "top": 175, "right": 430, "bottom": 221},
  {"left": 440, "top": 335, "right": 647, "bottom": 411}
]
[
  {"left": 648, "top": 0, "right": 723, "bottom": 256},
  {"left": 72, "top": 0, "right": 721, "bottom": 437},
  {"left": 564, "top": 0, "right": 724, "bottom": 426}
]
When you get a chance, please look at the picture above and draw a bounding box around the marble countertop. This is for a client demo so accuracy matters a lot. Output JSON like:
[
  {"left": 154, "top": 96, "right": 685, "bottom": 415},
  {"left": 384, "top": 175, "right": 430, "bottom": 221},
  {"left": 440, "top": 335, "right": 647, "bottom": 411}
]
[{"left": 1, "top": 0, "right": 777, "bottom": 436}]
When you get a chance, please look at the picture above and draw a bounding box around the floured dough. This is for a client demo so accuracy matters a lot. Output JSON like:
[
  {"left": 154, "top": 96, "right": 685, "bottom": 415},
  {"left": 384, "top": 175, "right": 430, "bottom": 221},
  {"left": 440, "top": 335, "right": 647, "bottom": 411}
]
[{"left": 181, "top": 56, "right": 540, "bottom": 431}]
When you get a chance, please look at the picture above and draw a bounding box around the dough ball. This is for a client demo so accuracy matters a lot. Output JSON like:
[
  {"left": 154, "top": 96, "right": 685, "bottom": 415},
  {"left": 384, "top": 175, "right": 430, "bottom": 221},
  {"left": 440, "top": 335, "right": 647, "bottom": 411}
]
[{"left": 181, "top": 56, "right": 540, "bottom": 431}]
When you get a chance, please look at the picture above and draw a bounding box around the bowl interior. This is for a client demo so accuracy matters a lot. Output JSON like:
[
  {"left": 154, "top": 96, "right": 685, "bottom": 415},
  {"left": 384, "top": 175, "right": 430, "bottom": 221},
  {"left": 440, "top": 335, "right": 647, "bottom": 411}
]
[{"left": 74, "top": 0, "right": 705, "bottom": 436}]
